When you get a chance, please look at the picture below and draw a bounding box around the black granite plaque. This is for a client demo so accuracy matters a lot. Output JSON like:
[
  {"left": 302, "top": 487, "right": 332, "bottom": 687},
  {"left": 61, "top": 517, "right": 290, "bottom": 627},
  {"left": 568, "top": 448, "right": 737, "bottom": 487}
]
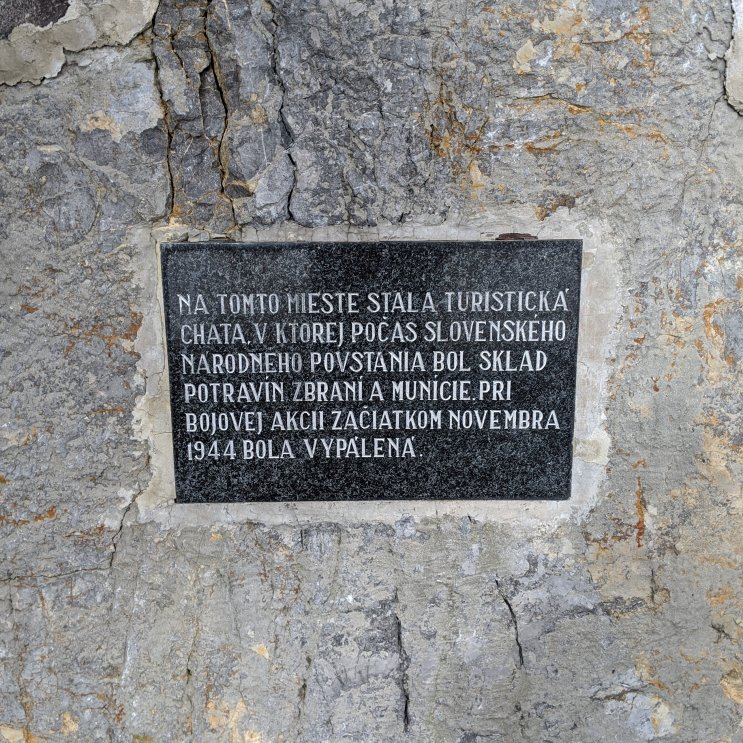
[{"left": 161, "top": 240, "right": 582, "bottom": 502}]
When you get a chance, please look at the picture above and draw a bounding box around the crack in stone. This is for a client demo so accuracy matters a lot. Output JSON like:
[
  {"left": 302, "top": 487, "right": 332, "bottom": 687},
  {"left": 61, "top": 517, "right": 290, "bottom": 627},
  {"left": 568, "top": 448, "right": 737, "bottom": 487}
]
[
  {"left": 223, "top": 566, "right": 253, "bottom": 707},
  {"left": 204, "top": 1, "right": 237, "bottom": 227},
  {"left": 1, "top": 566, "right": 110, "bottom": 584},
  {"left": 394, "top": 590, "right": 411, "bottom": 733},
  {"left": 294, "top": 652, "right": 311, "bottom": 732},
  {"left": 1, "top": 483, "right": 141, "bottom": 583},
  {"left": 152, "top": 0, "right": 236, "bottom": 233},
  {"left": 8, "top": 587, "right": 34, "bottom": 737},
  {"left": 265, "top": 0, "right": 297, "bottom": 221},
  {"left": 151, "top": 42, "right": 176, "bottom": 219},
  {"left": 495, "top": 578, "right": 524, "bottom": 668},
  {"left": 184, "top": 623, "right": 199, "bottom": 735},
  {"left": 109, "top": 483, "right": 139, "bottom": 570},
  {"left": 591, "top": 685, "right": 646, "bottom": 702}
]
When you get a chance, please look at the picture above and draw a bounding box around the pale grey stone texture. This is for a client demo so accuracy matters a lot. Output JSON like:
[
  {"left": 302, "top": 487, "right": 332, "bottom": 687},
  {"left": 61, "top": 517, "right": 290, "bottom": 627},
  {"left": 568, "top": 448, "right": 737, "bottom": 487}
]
[
  {"left": 1, "top": 0, "right": 743, "bottom": 741},
  {"left": 0, "top": 0, "right": 159, "bottom": 85}
]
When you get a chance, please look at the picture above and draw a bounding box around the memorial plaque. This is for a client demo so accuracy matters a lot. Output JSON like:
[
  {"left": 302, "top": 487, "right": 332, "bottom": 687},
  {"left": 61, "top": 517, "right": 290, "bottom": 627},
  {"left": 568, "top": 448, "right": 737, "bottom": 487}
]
[{"left": 161, "top": 240, "right": 582, "bottom": 502}]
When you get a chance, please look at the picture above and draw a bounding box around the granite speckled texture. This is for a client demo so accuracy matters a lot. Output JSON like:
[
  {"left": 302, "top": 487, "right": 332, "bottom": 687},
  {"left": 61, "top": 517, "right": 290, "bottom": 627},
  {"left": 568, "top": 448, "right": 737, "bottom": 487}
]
[{"left": 1, "top": 0, "right": 742, "bottom": 741}]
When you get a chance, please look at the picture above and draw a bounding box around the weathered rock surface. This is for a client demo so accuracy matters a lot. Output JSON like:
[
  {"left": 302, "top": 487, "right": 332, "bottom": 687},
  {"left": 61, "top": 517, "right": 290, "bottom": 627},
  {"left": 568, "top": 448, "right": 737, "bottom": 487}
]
[
  {"left": 0, "top": 0, "right": 159, "bottom": 85},
  {"left": 1, "top": 0, "right": 742, "bottom": 741}
]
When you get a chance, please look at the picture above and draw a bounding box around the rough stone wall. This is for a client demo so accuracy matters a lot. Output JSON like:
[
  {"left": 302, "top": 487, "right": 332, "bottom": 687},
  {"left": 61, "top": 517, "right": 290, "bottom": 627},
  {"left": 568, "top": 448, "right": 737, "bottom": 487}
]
[{"left": 1, "top": 0, "right": 742, "bottom": 741}]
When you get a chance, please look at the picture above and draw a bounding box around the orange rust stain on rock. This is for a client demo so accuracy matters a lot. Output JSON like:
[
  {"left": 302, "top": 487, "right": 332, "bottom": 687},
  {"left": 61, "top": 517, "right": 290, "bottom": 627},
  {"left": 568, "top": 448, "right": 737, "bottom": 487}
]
[
  {"left": 631, "top": 458, "right": 647, "bottom": 469},
  {"left": 169, "top": 203, "right": 186, "bottom": 221},
  {"left": 636, "top": 658, "right": 669, "bottom": 691},
  {"left": 624, "top": 13, "right": 654, "bottom": 70},
  {"left": 33, "top": 506, "right": 56, "bottom": 522},
  {"left": 89, "top": 405, "right": 126, "bottom": 415},
  {"left": 20, "top": 304, "right": 39, "bottom": 314},
  {"left": 707, "top": 585, "right": 733, "bottom": 606},
  {"left": 524, "top": 142, "right": 559, "bottom": 156},
  {"left": 524, "top": 131, "right": 563, "bottom": 156},
  {"left": 534, "top": 194, "right": 577, "bottom": 221},
  {"left": 251, "top": 643, "right": 271, "bottom": 659},
  {"left": 468, "top": 160, "right": 486, "bottom": 189},
  {"left": 721, "top": 668, "right": 743, "bottom": 705},
  {"left": 514, "top": 94, "right": 592, "bottom": 116},
  {"left": 63, "top": 310, "right": 143, "bottom": 358},
  {"left": 15, "top": 272, "right": 54, "bottom": 301},
  {"left": 121, "top": 312, "right": 143, "bottom": 342},
  {"left": 696, "top": 300, "right": 736, "bottom": 373},
  {"left": 64, "top": 524, "right": 107, "bottom": 541},
  {"left": 646, "top": 129, "right": 668, "bottom": 143},
  {"left": 425, "top": 85, "right": 495, "bottom": 203},
  {"left": 702, "top": 299, "right": 726, "bottom": 341},
  {"left": 660, "top": 310, "right": 692, "bottom": 348},
  {"left": 635, "top": 476, "right": 646, "bottom": 547},
  {"left": 0, "top": 505, "right": 57, "bottom": 528},
  {"left": 425, "top": 83, "right": 501, "bottom": 199},
  {"left": 61, "top": 712, "right": 79, "bottom": 735},
  {"left": 596, "top": 118, "right": 667, "bottom": 143},
  {"left": 700, "top": 554, "right": 738, "bottom": 570},
  {"left": 0, "top": 474, "right": 8, "bottom": 485},
  {"left": 538, "top": 12, "right": 583, "bottom": 36}
]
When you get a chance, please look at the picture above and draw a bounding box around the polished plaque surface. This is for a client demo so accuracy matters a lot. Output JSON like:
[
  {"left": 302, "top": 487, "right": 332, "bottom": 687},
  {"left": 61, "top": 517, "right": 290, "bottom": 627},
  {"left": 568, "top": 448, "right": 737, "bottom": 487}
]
[{"left": 161, "top": 240, "right": 582, "bottom": 502}]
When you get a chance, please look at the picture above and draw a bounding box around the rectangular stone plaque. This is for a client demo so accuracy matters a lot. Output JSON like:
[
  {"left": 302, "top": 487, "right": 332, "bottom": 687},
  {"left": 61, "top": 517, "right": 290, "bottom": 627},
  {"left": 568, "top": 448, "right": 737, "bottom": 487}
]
[{"left": 161, "top": 240, "right": 582, "bottom": 502}]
